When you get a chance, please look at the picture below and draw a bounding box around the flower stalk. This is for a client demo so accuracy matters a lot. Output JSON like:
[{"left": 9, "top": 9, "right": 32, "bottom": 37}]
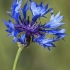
[{"left": 12, "top": 42, "right": 24, "bottom": 70}]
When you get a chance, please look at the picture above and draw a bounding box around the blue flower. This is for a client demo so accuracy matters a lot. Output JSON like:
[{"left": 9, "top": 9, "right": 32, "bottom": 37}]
[{"left": 3, "top": 0, "right": 66, "bottom": 50}]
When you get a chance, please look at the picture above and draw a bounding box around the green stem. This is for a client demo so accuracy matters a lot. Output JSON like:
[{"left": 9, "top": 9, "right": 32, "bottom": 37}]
[{"left": 12, "top": 47, "right": 23, "bottom": 70}]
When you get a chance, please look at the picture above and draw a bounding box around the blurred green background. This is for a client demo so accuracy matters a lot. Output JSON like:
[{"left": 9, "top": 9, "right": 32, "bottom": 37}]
[{"left": 0, "top": 0, "right": 70, "bottom": 70}]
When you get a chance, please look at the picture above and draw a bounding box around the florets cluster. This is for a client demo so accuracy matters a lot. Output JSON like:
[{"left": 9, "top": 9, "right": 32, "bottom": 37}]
[{"left": 3, "top": 0, "right": 66, "bottom": 50}]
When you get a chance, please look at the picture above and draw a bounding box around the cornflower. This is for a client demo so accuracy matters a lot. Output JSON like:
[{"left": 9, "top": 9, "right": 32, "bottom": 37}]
[{"left": 3, "top": 0, "right": 66, "bottom": 70}]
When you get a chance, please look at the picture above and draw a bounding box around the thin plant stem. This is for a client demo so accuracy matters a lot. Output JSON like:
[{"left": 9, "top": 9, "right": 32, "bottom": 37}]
[{"left": 12, "top": 47, "right": 23, "bottom": 70}]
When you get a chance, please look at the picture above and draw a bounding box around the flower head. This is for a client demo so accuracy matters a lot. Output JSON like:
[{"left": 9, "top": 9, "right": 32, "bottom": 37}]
[{"left": 3, "top": 0, "right": 66, "bottom": 50}]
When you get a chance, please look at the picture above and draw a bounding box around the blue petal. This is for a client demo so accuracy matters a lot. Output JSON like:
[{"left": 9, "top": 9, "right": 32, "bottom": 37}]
[
  {"left": 3, "top": 20, "right": 14, "bottom": 30},
  {"left": 45, "top": 3, "right": 49, "bottom": 9},
  {"left": 56, "top": 33, "right": 67, "bottom": 40},
  {"left": 22, "top": 0, "right": 29, "bottom": 19},
  {"left": 6, "top": 29, "right": 12, "bottom": 33},
  {"left": 12, "top": 37, "right": 17, "bottom": 43},
  {"left": 7, "top": 30, "right": 19, "bottom": 43},
  {"left": 44, "top": 21, "right": 65, "bottom": 29},
  {"left": 30, "top": 0, "right": 52, "bottom": 21},
  {"left": 12, "top": 0, "right": 18, "bottom": 10},
  {"left": 44, "top": 12, "right": 65, "bottom": 28},
  {"left": 39, "top": 2, "right": 43, "bottom": 7},
  {"left": 43, "top": 43, "right": 56, "bottom": 50},
  {"left": 54, "top": 12, "right": 60, "bottom": 19},
  {"left": 18, "top": 34, "right": 26, "bottom": 44},
  {"left": 14, "top": 0, "right": 22, "bottom": 13},
  {"left": 8, "top": 30, "right": 19, "bottom": 37},
  {"left": 13, "top": 12, "right": 20, "bottom": 22},
  {"left": 43, "top": 8, "right": 53, "bottom": 16},
  {"left": 3, "top": 19, "right": 19, "bottom": 42},
  {"left": 3, "top": 20, "right": 20, "bottom": 36},
  {"left": 43, "top": 29, "right": 66, "bottom": 34},
  {"left": 32, "top": 14, "right": 41, "bottom": 21},
  {"left": 7, "top": 0, "right": 22, "bottom": 21},
  {"left": 34, "top": 37, "right": 56, "bottom": 50},
  {"left": 30, "top": 1, "right": 38, "bottom": 16},
  {"left": 43, "top": 28, "right": 66, "bottom": 40},
  {"left": 3, "top": 19, "right": 10, "bottom": 28}
]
